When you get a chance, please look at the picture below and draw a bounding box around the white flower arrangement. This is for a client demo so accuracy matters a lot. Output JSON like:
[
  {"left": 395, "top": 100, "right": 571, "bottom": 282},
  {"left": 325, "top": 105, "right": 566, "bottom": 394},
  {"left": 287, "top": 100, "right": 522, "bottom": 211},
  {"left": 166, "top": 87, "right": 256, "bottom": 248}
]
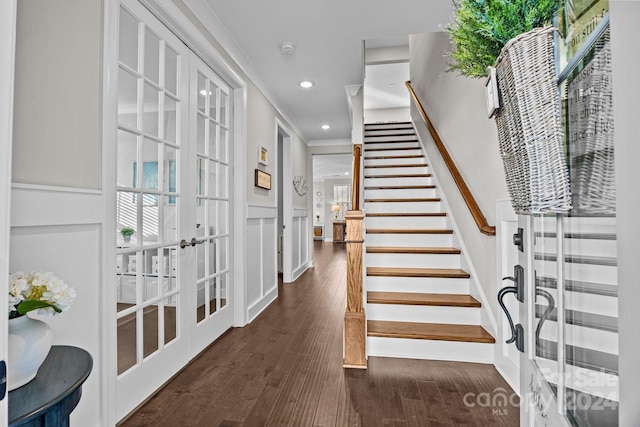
[{"left": 8, "top": 271, "right": 76, "bottom": 319}]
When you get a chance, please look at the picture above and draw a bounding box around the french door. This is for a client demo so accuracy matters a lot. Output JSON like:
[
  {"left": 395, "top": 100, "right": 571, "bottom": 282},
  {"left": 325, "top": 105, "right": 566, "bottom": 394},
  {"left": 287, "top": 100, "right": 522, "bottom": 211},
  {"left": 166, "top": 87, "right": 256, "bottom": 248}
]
[
  {"left": 518, "top": 8, "right": 618, "bottom": 426},
  {"left": 114, "top": 0, "right": 234, "bottom": 419}
]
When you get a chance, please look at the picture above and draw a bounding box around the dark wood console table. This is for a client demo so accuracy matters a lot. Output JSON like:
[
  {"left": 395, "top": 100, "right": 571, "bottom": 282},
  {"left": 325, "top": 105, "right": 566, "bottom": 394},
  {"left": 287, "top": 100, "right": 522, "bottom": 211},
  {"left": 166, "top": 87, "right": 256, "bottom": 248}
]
[{"left": 9, "top": 345, "right": 93, "bottom": 427}]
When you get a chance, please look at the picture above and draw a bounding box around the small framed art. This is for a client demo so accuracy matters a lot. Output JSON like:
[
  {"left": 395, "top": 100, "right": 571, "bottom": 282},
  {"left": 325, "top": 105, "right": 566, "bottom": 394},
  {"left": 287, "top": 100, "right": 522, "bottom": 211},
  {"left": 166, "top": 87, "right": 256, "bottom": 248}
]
[
  {"left": 258, "top": 146, "right": 268, "bottom": 166},
  {"left": 255, "top": 169, "right": 271, "bottom": 190}
]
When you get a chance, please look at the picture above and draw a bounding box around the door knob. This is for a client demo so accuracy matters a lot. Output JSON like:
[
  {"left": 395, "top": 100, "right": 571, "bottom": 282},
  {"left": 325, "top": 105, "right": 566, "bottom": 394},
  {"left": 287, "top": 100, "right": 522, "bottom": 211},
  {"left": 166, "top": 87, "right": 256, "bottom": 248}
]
[{"left": 180, "top": 239, "right": 190, "bottom": 249}]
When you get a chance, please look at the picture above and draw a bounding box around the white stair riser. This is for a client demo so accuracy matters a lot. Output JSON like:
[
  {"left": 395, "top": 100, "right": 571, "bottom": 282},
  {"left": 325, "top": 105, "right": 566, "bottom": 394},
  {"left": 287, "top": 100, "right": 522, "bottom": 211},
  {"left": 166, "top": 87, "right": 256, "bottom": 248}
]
[
  {"left": 365, "top": 201, "right": 441, "bottom": 213},
  {"left": 367, "top": 337, "right": 493, "bottom": 363},
  {"left": 539, "top": 288, "right": 618, "bottom": 318},
  {"left": 366, "top": 276, "right": 470, "bottom": 294},
  {"left": 365, "top": 135, "right": 417, "bottom": 143},
  {"left": 364, "top": 177, "right": 432, "bottom": 186},
  {"left": 538, "top": 237, "right": 617, "bottom": 258},
  {"left": 536, "top": 260, "right": 617, "bottom": 285},
  {"left": 365, "top": 149, "right": 422, "bottom": 157},
  {"left": 364, "top": 157, "right": 425, "bottom": 167},
  {"left": 365, "top": 124, "right": 413, "bottom": 131},
  {"left": 368, "top": 304, "right": 480, "bottom": 324},
  {"left": 366, "top": 216, "right": 447, "bottom": 229},
  {"left": 535, "top": 358, "right": 619, "bottom": 401},
  {"left": 364, "top": 142, "right": 420, "bottom": 150},
  {"left": 365, "top": 188, "right": 437, "bottom": 199},
  {"left": 367, "top": 252, "right": 461, "bottom": 269},
  {"left": 539, "top": 322, "right": 618, "bottom": 354},
  {"left": 366, "top": 233, "right": 453, "bottom": 247},
  {"left": 363, "top": 166, "right": 429, "bottom": 175},
  {"left": 365, "top": 129, "right": 415, "bottom": 136}
]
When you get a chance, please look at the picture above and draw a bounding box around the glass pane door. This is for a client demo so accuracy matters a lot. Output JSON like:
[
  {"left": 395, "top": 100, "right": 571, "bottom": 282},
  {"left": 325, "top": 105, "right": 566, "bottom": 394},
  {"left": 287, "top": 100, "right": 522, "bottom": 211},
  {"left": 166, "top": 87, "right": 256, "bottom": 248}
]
[
  {"left": 188, "top": 53, "right": 233, "bottom": 356},
  {"left": 115, "top": 1, "right": 190, "bottom": 419}
]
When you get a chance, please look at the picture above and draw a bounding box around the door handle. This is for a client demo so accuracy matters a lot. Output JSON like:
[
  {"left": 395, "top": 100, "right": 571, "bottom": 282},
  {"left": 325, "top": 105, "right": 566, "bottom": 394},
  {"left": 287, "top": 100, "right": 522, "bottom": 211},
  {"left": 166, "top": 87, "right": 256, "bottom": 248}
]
[
  {"left": 190, "top": 237, "right": 205, "bottom": 246},
  {"left": 535, "top": 287, "right": 555, "bottom": 350},
  {"left": 180, "top": 239, "right": 190, "bottom": 249},
  {"left": 498, "top": 265, "right": 525, "bottom": 352}
]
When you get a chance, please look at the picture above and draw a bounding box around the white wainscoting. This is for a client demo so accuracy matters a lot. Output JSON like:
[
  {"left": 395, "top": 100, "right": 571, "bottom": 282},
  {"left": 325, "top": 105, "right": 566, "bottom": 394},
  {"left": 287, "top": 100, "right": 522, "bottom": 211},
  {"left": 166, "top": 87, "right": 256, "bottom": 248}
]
[
  {"left": 10, "top": 184, "right": 106, "bottom": 426},
  {"left": 246, "top": 205, "right": 278, "bottom": 322},
  {"left": 291, "top": 208, "right": 310, "bottom": 281}
]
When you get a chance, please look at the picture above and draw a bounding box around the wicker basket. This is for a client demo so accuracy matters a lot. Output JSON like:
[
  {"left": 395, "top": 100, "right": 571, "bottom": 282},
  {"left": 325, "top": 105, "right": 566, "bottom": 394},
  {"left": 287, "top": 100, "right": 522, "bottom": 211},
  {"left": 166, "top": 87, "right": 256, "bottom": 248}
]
[
  {"left": 494, "top": 26, "right": 571, "bottom": 214},
  {"left": 566, "top": 29, "right": 615, "bottom": 215}
]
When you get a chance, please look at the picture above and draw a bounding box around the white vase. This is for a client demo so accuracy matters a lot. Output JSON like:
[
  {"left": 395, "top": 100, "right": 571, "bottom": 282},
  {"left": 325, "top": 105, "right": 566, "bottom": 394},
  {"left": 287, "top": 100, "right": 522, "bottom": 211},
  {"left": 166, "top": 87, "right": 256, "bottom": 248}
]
[{"left": 7, "top": 316, "right": 53, "bottom": 391}]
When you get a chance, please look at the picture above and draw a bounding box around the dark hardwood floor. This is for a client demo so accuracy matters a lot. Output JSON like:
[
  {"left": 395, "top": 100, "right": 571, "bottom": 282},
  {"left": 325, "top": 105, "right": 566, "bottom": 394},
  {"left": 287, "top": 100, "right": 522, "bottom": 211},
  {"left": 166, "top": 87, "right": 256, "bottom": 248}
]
[{"left": 120, "top": 242, "right": 519, "bottom": 426}]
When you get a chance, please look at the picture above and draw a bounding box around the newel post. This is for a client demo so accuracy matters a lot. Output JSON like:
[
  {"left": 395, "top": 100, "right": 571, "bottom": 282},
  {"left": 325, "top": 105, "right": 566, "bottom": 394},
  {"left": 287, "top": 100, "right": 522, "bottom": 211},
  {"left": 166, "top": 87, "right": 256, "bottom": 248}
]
[{"left": 344, "top": 144, "right": 366, "bottom": 368}]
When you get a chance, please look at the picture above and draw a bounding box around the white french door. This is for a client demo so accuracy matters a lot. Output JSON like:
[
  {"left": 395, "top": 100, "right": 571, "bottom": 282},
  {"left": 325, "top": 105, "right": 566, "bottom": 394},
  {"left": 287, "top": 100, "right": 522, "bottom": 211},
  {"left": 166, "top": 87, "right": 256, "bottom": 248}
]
[
  {"left": 114, "top": 0, "right": 234, "bottom": 419},
  {"left": 115, "top": 1, "right": 191, "bottom": 418},
  {"left": 518, "top": 10, "right": 618, "bottom": 426},
  {"left": 187, "top": 54, "right": 234, "bottom": 356}
]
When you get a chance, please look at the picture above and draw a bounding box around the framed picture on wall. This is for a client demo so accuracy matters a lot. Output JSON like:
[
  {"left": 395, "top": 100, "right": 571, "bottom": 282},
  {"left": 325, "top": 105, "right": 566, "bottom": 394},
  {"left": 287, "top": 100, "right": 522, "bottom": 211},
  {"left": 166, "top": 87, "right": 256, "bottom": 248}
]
[{"left": 258, "top": 146, "right": 268, "bottom": 166}]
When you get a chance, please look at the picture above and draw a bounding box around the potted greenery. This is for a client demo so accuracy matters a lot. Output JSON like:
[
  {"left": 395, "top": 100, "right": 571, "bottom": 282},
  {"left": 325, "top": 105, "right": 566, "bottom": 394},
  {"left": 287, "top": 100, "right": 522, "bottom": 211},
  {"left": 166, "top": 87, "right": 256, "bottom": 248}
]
[
  {"left": 446, "top": 0, "right": 571, "bottom": 215},
  {"left": 120, "top": 226, "right": 135, "bottom": 242},
  {"left": 446, "top": 0, "right": 562, "bottom": 78}
]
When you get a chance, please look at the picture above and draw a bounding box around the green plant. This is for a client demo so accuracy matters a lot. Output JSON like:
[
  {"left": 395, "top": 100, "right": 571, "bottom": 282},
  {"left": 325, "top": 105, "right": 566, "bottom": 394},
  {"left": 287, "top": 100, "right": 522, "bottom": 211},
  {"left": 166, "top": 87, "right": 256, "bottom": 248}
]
[
  {"left": 120, "top": 227, "right": 135, "bottom": 236},
  {"left": 447, "top": 0, "right": 562, "bottom": 78}
]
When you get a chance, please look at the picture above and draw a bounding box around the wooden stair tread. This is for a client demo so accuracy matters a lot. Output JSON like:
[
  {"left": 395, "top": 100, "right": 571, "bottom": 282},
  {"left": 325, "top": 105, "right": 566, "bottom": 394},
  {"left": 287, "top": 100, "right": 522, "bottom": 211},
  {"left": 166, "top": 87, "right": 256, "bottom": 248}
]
[
  {"left": 367, "top": 246, "right": 460, "bottom": 254},
  {"left": 364, "top": 164, "right": 427, "bottom": 169},
  {"left": 367, "top": 320, "right": 495, "bottom": 343},
  {"left": 367, "top": 267, "right": 470, "bottom": 278},
  {"left": 366, "top": 212, "right": 446, "bottom": 217},
  {"left": 364, "top": 155, "right": 424, "bottom": 160},
  {"left": 364, "top": 174, "right": 432, "bottom": 179},
  {"left": 367, "top": 228, "right": 453, "bottom": 234},
  {"left": 368, "top": 292, "right": 480, "bottom": 307},
  {"left": 365, "top": 198, "right": 440, "bottom": 203},
  {"left": 365, "top": 185, "right": 435, "bottom": 190}
]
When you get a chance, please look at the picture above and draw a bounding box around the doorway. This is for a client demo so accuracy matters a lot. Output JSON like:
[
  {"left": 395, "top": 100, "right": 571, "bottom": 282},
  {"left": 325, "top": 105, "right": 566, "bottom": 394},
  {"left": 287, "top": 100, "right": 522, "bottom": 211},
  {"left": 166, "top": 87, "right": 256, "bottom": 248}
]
[
  {"left": 276, "top": 120, "right": 293, "bottom": 282},
  {"left": 311, "top": 154, "right": 352, "bottom": 243}
]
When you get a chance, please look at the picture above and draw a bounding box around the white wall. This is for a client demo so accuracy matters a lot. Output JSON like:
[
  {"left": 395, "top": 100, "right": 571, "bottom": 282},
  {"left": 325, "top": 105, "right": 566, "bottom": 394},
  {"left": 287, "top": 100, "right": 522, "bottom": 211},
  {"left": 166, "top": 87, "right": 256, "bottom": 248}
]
[
  {"left": 611, "top": 2, "right": 640, "bottom": 425},
  {"left": 365, "top": 46, "right": 410, "bottom": 65},
  {"left": 365, "top": 107, "right": 410, "bottom": 123},
  {"left": 409, "top": 31, "right": 509, "bottom": 316},
  {"left": 12, "top": 0, "right": 101, "bottom": 189}
]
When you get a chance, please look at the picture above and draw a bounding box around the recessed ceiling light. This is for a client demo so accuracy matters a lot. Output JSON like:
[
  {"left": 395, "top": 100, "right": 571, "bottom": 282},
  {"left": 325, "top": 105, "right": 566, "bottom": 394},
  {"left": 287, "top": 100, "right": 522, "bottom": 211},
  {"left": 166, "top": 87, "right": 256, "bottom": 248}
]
[
  {"left": 321, "top": 124, "right": 331, "bottom": 130},
  {"left": 344, "top": 172, "right": 349, "bottom": 175},
  {"left": 299, "top": 81, "right": 314, "bottom": 89}
]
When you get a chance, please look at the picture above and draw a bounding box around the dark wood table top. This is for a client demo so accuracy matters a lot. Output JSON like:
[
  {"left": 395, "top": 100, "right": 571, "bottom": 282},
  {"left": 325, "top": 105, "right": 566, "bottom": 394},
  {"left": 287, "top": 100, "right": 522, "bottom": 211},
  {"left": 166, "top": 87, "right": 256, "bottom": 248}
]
[{"left": 9, "top": 346, "right": 92, "bottom": 426}]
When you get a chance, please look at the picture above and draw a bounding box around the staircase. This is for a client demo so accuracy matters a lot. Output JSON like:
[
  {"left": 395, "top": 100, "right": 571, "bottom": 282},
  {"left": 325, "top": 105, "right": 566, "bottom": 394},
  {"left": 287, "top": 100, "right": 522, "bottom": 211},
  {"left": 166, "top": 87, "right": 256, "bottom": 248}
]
[{"left": 363, "top": 122, "right": 495, "bottom": 363}]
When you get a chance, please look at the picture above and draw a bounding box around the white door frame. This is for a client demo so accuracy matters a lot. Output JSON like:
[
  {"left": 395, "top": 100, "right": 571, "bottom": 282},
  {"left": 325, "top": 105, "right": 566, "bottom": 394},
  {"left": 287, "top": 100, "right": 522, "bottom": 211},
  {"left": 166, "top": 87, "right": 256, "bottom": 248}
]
[
  {"left": 276, "top": 119, "right": 293, "bottom": 283},
  {"left": 0, "top": 0, "right": 16, "bottom": 422}
]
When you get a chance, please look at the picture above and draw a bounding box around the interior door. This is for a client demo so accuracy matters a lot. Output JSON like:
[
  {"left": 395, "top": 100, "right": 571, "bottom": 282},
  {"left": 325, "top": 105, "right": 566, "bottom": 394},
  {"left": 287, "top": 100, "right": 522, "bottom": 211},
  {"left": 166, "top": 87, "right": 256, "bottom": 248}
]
[
  {"left": 114, "top": 1, "right": 190, "bottom": 418},
  {"left": 188, "top": 54, "right": 234, "bottom": 355},
  {"left": 519, "top": 11, "right": 619, "bottom": 426}
]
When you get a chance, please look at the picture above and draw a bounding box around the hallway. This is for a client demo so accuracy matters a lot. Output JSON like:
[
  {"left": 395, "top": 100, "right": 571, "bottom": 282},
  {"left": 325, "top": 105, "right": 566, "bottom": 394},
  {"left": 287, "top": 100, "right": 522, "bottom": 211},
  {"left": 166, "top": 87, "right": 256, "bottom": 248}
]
[{"left": 120, "top": 242, "right": 518, "bottom": 426}]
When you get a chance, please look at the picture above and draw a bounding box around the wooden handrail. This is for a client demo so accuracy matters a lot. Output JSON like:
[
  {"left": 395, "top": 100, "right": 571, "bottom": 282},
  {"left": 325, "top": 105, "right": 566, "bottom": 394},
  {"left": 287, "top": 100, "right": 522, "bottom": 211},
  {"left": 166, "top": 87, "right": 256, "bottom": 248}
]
[
  {"left": 351, "top": 144, "right": 362, "bottom": 210},
  {"left": 406, "top": 81, "right": 496, "bottom": 236}
]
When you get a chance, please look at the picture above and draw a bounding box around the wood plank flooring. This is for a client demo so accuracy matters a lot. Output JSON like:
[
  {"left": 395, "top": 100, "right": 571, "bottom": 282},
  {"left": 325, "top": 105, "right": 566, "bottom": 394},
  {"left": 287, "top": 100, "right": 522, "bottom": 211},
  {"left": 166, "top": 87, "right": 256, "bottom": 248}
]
[{"left": 119, "top": 242, "right": 518, "bottom": 427}]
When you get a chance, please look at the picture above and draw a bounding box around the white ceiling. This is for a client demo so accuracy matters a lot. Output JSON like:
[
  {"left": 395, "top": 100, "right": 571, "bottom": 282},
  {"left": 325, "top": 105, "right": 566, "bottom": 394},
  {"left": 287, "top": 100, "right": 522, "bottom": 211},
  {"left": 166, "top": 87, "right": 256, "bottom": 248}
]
[
  {"left": 312, "top": 154, "right": 352, "bottom": 182},
  {"left": 191, "top": 0, "right": 453, "bottom": 142}
]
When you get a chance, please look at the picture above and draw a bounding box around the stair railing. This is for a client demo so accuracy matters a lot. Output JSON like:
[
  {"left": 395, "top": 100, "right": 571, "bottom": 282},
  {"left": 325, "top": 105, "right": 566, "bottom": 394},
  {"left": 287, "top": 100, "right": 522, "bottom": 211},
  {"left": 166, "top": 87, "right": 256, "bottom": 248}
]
[
  {"left": 343, "top": 143, "right": 366, "bottom": 368},
  {"left": 406, "top": 81, "right": 496, "bottom": 236}
]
